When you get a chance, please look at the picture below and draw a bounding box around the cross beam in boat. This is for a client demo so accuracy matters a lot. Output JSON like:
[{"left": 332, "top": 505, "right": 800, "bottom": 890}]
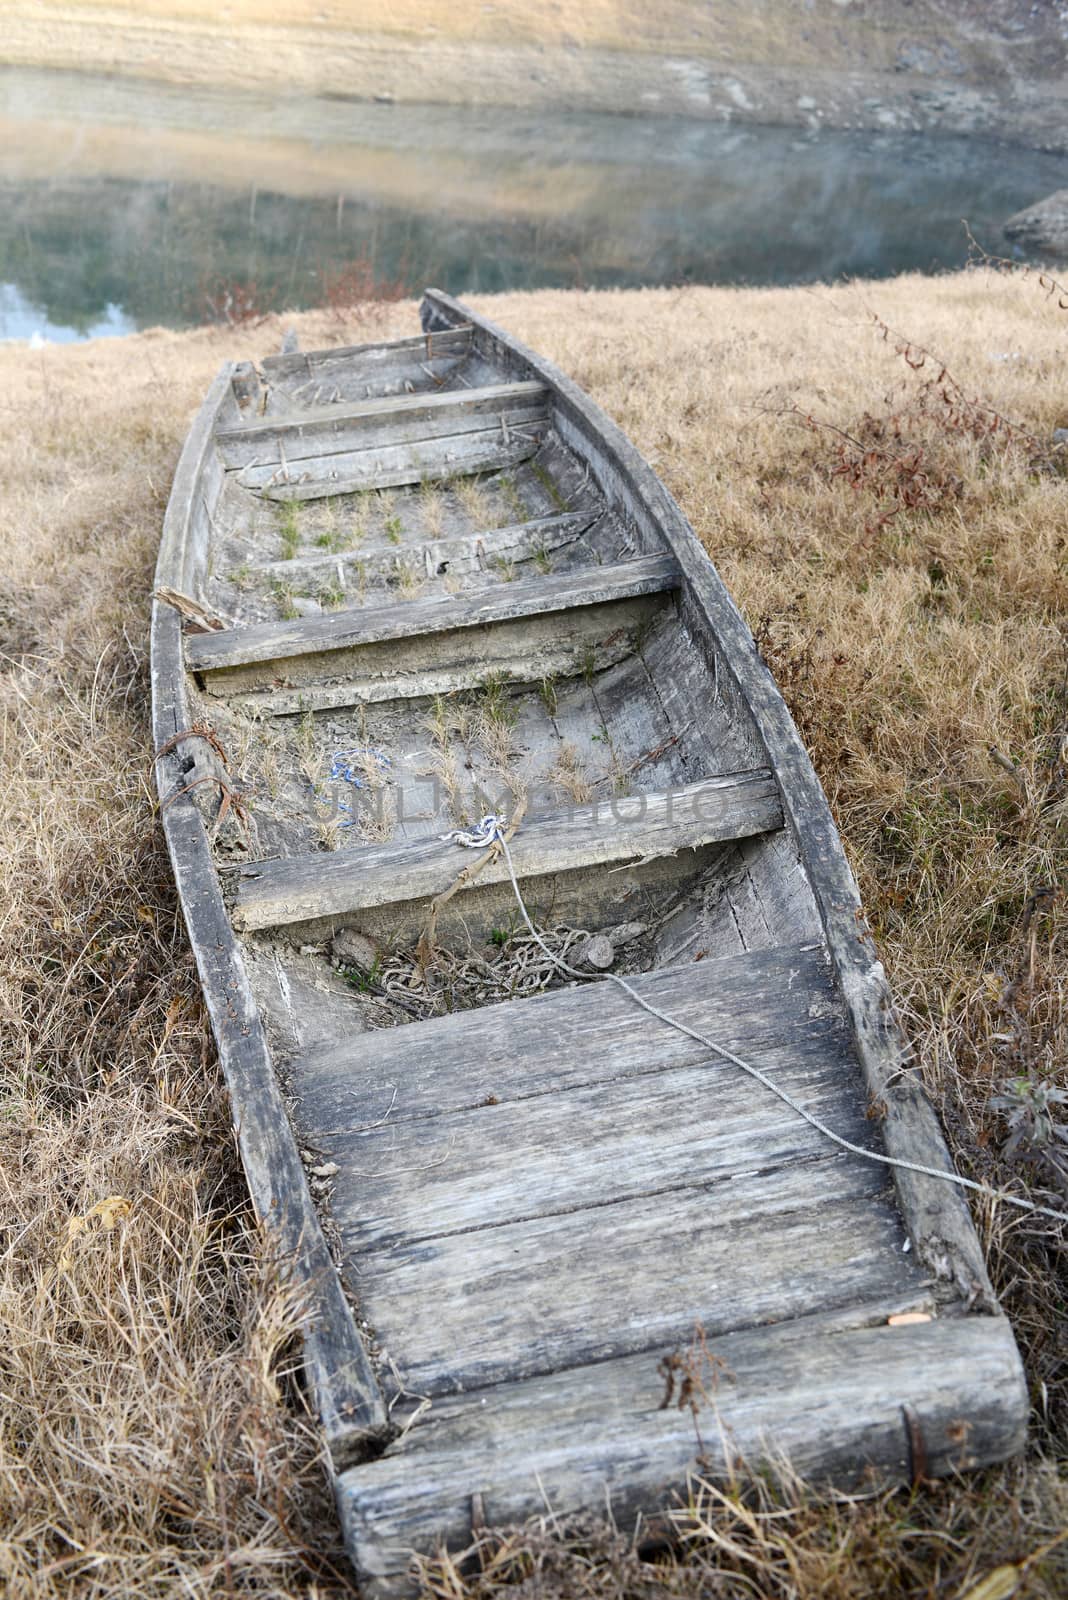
[
  {"left": 215, "top": 380, "right": 550, "bottom": 469},
  {"left": 245, "top": 510, "right": 593, "bottom": 584},
  {"left": 231, "top": 770, "right": 783, "bottom": 931},
  {"left": 259, "top": 323, "right": 473, "bottom": 383},
  {"left": 185, "top": 554, "right": 681, "bottom": 674},
  {"left": 338, "top": 1313, "right": 1024, "bottom": 1595}
]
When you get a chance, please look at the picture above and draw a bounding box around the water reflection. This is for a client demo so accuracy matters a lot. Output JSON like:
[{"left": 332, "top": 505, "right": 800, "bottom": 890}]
[
  {"left": 0, "top": 66, "right": 1063, "bottom": 341},
  {"left": 0, "top": 281, "right": 134, "bottom": 342}
]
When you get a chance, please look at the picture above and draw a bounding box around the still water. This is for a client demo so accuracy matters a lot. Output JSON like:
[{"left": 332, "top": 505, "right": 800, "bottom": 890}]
[{"left": 1, "top": 66, "right": 1064, "bottom": 342}]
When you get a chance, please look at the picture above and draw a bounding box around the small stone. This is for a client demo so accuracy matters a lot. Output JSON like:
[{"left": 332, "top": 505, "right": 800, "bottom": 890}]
[
  {"left": 580, "top": 934, "right": 616, "bottom": 970},
  {"left": 279, "top": 327, "right": 300, "bottom": 355},
  {"left": 291, "top": 597, "right": 323, "bottom": 617},
  {"left": 311, "top": 1162, "right": 339, "bottom": 1179},
  {"left": 606, "top": 921, "right": 648, "bottom": 946},
  {"left": 1053, "top": 428, "right": 1068, "bottom": 445},
  {"left": 332, "top": 928, "right": 379, "bottom": 972}
]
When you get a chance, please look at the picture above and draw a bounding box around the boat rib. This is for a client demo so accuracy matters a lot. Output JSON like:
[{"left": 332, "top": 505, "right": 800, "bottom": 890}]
[{"left": 152, "top": 290, "right": 1027, "bottom": 1594}]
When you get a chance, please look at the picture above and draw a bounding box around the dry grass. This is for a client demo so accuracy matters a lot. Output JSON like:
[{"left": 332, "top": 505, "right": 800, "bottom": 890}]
[{"left": 0, "top": 273, "right": 1066, "bottom": 1595}]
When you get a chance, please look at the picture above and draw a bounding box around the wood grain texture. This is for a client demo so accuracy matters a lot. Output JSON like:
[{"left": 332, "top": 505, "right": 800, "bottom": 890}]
[
  {"left": 248, "top": 509, "right": 593, "bottom": 585},
  {"left": 205, "top": 592, "right": 658, "bottom": 715},
  {"left": 156, "top": 309, "right": 1030, "bottom": 1593},
  {"left": 232, "top": 769, "right": 781, "bottom": 930},
  {"left": 187, "top": 554, "right": 680, "bottom": 672},
  {"left": 260, "top": 324, "right": 472, "bottom": 384},
  {"left": 321, "top": 1026, "right": 871, "bottom": 1253},
  {"left": 291, "top": 943, "right": 843, "bottom": 1125},
  {"left": 247, "top": 424, "right": 545, "bottom": 501},
  {"left": 338, "top": 1313, "right": 1027, "bottom": 1595},
  {"left": 348, "top": 1166, "right": 919, "bottom": 1397},
  {"left": 420, "top": 289, "right": 1000, "bottom": 1312},
  {"left": 215, "top": 380, "right": 548, "bottom": 468}
]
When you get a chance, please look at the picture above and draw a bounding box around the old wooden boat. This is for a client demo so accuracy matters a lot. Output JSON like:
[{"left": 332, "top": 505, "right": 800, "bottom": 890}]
[{"left": 152, "top": 290, "right": 1027, "bottom": 1592}]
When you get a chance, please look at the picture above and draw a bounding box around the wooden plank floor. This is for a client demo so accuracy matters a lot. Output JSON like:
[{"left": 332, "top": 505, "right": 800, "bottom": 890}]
[
  {"left": 277, "top": 937, "right": 957, "bottom": 1592},
  {"left": 291, "top": 945, "right": 932, "bottom": 1394}
]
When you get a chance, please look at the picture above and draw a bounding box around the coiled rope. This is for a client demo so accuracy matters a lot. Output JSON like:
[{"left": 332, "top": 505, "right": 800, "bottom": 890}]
[{"left": 443, "top": 814, "right": 1068, "bottom": 1228}]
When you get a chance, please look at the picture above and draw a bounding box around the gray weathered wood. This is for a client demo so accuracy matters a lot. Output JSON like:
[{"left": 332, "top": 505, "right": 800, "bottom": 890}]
[
  {"left": 233, "top": 770, "right": 781, "bottom": 930},
  {"left": 153, "top": 298, "right": 1028, "bottom": 1590},
  {"left": 151, "top": 373, "right": 388, "bottom": 1468},
  {"left": 290, "top": 944, "right": 842, "bottom": 1124},
  {"left": 421, "top": 288, "right": 999, "bottom": 1311},
  {"left": 342, "top": 1167, "right": 918, "bottom": 1397},
  {"left": 338, "top": 1312, "right": 1027, "bottom": 1595},
  {"left": 261, "top": 324, "right": 472, "bottom": 383},
  {"left": 207, "top": 593, "right": 657, "bottom": 716},
  {"left": 247, "top": 426, "right": 546, "bottom": 501},
  {"left": 187, "top": 554, "right": 679, "bottom": 672},
  {"left": 314, "top": 1020, "right": 867, "bottom": 1253},
  {"left": 216, "top": 381, "right": 548, "bottom": 468},
  {"left": 249, "top": 509, "right": 592, "bottom": 585}
]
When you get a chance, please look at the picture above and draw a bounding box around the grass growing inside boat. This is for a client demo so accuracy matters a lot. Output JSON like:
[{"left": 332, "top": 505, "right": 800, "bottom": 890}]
[
  {"left": 419, "top": 481, "right": 445, "bottom": 538},
  {"left": 317, "top": 574, "right": 346, "bottom": 609},
  {"left": 456, "top": 475, "right": 496, "bottom": 531},
  {"left": 532, "top": 459, "right": 571, "bottom": 513},
  {"left": 0, "top": 275, "right": 1065, "bottom": 1598},
  {"left": 268, "top": 573, "right": 300, "bottom": 619},
  {"left": 278, "top": 499, "right": 301, "bottom": 558}
]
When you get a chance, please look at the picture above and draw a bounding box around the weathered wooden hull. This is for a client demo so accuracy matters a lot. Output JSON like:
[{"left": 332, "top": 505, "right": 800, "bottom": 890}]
[{"left": 153, "top": 291, "right": 1027, "bottom": 1593}]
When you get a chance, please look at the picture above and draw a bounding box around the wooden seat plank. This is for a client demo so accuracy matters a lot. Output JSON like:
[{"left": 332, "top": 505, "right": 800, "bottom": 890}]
[
  {"left": 202, "top": 592, "right": 664, "bottom": 715},
  {"left": 260, "top": 323, "right": 473, "bottom": 383},
  {"left": 216, "top": 380, "right": 549, "bottom": 469},
  {"left": 317, "top": 1025, "right": 866, "bottom": 1253},
  {"left": 232, "top": 769, "right": 781, "bottom": 930},
  {"left": 346, "top": 1171, "right": 918, "bottom": 1397},
  {"left": 186, "top": 554, "right": 680, "bottom": 673},
  {"left": 293, "top": 937, "right": 919, "bottom": 1396},
  {"left": 242, "top": 425, "right": 547, "bottom": 501}
]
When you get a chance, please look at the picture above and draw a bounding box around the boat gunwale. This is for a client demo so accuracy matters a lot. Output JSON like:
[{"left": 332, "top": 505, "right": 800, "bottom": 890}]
[{"left": 150, "top": 363, "right": 391, "bottom": 1467}]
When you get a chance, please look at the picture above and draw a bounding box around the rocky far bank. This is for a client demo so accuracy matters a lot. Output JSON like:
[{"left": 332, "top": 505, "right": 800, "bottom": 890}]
[
  {"left": 0, "top": 1, "right": 1066, "bottom": 152},
  {"left": 1005, "top": 190, "right": 1068, "bottom": 262}
]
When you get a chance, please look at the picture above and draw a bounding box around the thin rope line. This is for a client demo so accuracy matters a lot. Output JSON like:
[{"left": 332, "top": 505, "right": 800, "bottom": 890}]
[{"left": 447, "top": 816, "right": 1068, "bottom": 1228}]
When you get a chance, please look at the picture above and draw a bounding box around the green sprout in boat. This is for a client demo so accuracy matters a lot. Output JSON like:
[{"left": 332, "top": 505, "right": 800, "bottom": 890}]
[{"left": 278, "top": 501, "right": 301, "bottom": 559}]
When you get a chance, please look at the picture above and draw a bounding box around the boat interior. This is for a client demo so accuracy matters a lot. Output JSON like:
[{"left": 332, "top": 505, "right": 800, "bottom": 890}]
[
  {"left": 184, "top": 322, "right": 823, "bottom": 998},
  {"left": 156, "top": 308, "right": 1011, "bottom": 1590}
]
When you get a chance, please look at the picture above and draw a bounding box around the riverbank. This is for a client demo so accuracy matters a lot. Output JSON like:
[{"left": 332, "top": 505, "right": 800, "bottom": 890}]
[
  {"left": 1, "top": 275, "right": 1066, "bottom": 1596},
  {"left": 1, "top": 0, "right": 1066, "bottom": 148}
]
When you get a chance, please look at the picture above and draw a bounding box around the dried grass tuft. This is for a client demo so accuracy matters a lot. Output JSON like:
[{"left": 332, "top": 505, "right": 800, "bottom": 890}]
[{"left": 415, "top": 1459, "right": 1068, "bottom": 1600}]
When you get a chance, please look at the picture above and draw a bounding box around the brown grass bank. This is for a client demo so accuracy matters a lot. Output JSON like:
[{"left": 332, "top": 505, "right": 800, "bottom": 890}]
[{"left": 0, "top": 273, "right": 1065, "bottom": 1597}]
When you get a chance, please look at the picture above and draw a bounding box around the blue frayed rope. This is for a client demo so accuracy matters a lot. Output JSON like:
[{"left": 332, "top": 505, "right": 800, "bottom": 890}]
[{"left": 329, "top": 746, "right": 391, "bottom": 827}]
